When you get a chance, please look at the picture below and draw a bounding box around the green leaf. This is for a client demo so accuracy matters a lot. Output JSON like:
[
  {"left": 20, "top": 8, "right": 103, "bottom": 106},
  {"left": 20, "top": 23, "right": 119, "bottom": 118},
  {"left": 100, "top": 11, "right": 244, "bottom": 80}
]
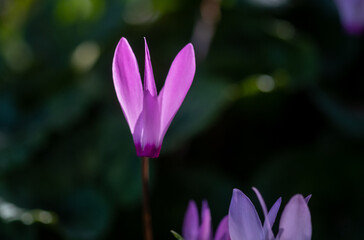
[{"left": 171, "top": 230, "right": 184, "bottom": 240}]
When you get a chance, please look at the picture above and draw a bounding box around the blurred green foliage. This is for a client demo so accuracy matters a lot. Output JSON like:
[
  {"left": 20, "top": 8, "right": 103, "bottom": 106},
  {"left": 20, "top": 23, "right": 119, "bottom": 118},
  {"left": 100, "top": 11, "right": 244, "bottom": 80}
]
[{"left": 0, "top": 0, "right": 364, "bottom": 239}]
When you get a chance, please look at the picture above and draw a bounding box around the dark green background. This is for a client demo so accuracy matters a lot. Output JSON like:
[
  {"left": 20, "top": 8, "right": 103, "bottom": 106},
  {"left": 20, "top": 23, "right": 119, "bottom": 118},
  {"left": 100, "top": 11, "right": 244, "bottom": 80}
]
[{"left": 1, "top": 0, "right": 363, "bottom": 239}]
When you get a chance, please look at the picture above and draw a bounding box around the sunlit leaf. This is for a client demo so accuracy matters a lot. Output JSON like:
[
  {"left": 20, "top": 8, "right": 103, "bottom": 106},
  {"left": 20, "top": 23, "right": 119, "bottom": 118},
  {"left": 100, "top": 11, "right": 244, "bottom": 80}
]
[{"left": 171, "top": 230, "right": 184, "bottom": 240}]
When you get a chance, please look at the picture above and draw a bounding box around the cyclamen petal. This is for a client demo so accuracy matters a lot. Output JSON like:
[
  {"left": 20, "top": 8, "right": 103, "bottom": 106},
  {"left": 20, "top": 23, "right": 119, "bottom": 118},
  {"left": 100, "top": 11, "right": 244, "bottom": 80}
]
[
  {"left": 133, "top": 90, "right": 161, "bottom": 158},
  {"left": 198, "top": 201, "right": 213, "bottom": 240},
  {"left": 214, "top": 216, "right": 230, "bottom": 240},
  {"left": 112, "top": 37, "right": 196, "bottom": 158},
  {"left": 112, "top": 38, "right": 143, "bottom": 133},
  {"left": 305, "top": 194, "right": 312, "bottom": 204},
  {"left": 228, "top": 188, "right": 312, "bottom": 240},
  {"left": 182, "top": 201, "right": 230, "bottom": 240},
  {"left": 183, "top": 201, "right": 199, "bottom": 240},
  {"left": 144, "top": 38, "right": 157, "bottom": 96},
  {"left": 252, "top": 187, "right": 274, "bottom": 240},
  {"left": 159, "top": 43, "right": 196, "bottom": 141},
  {"left": 335, "top": 0, "right": 364, "bottom": 35},
  {"left": 228, "top": 189, "right": 263, "bottom": 240},
  {"left": 265, "top": 197, "right": 282, "bottom": 231},
  {"left": 277, "top": 195, "right": 312, "bottom": 240}
]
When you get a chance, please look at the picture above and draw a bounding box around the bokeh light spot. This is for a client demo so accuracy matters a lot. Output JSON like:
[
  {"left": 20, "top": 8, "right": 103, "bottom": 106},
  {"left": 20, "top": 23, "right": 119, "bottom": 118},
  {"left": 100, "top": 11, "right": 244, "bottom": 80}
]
[
  {"left": 123, "top": 0, "right": 159, "bottom": 25},
  {"left": 274, "top": 20, "right": 295, "bottom": 40},
  {"left": 3, "top": 38, "right": 33, "bottom": 72},
  {"left": 20, "top": 212, "right": 34, "bottom": 225},
  {"left": 0, "top": 202, "right": 18, "bottom": 219},
  {"left": 71, "top": 41, "right": 100, "bottom": 73},
  {"left": 39, "top": 211, "right": 53, "bottom": 224},
  {"left": 257, "top": 75, "right": 275, "bottom": 92}
]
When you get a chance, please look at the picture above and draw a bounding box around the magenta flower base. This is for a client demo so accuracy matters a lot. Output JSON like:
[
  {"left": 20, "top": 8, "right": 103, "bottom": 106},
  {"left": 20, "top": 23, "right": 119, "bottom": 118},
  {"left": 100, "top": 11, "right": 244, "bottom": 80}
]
[{"left": 335, "top": 0, "right": 364, "bottom": 35}]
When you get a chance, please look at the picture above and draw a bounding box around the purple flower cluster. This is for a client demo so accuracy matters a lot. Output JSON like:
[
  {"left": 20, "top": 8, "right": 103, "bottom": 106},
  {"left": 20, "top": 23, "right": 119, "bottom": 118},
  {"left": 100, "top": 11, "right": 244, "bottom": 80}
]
[
  {"left": 111, "top": 38, "right": 313, "bottom": 240},
  {"left": 182, "top": 188, "right": 312, "bottom": 240},
  {"left": 183, "top": 200, "right": 230, "bottom": 240}
]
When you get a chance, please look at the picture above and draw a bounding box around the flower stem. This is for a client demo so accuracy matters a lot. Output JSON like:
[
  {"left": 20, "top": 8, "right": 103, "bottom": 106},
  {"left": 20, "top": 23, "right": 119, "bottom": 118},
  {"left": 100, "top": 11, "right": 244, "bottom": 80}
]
[{"left": 142, "top": 157, "right": 153, "bottom": 240}]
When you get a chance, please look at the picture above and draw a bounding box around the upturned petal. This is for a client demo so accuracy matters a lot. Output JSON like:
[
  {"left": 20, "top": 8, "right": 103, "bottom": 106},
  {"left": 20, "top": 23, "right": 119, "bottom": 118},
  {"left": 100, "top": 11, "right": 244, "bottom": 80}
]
[
  {"left": 112, "top": 37, "right": 143, "bottom": 133},
  {"left": 133, "top": 90, "right": 161, "bottom": 158},
  {"left": 305, "top": 195, "right": 312, "bottom": 204},
  {"left": 228, "top": 189, "right": 263, "bottom": 240},
  {"left": 214, "top": 216, "right": 230, "bottom": 240},
  {"left": 198, "top": 200, "right": 213, "bottom": 240},
  {"left": 252, "top": 187, "right": 274, "bottom": 240},
  {"left": 158, "top": 43, "right": 196, "bottom": 142},
  {"left": 265, "top": 197, "right": 282, "bottom": 230},
  {"left": 183, "top": 201, "right": 199, "bottom": 240},
  {"left": 278, "top": 194, "right": 312, "bottom": 240},
  {"left": 144, "top": 38, "right": 157, "bottom": 96}
]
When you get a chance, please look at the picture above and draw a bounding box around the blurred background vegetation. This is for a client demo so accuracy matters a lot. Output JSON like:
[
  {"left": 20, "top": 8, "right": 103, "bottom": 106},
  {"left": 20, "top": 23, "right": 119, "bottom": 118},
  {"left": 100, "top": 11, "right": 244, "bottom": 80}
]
[{"left": 1, "top": 0, "right": 364, "bottom": 239}]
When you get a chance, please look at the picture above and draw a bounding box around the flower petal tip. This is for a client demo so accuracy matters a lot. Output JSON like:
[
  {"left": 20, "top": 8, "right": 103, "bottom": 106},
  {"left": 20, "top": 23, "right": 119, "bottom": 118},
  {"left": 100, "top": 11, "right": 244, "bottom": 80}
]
[
  {"left": 232, "top": 188, "right": 241, "bottom": 194},
  {"left": 180, "top": 43, "right": 196, "bottom": 60},
  {"left": 278, "top": 194, "right": 312, "bottom": 240},
  {"left": 305, "top": 194, "right": 312, "bottom": 204},
  {"left": 186, "top": 43, "right": 194, "bottom": 50},
  {"left": 118, "top": 37, "right": 129, "bottom": 47},
  {"left": 112, "top": 37, "right": 143, "bottom": 135}
]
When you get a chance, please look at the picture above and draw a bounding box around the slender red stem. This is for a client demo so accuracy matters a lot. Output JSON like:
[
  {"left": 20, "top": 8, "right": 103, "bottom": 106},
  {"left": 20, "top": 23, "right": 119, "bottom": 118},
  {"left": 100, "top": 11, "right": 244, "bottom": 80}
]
[{"left": 142, "top": 157, "right": 153, "bottom": 240}]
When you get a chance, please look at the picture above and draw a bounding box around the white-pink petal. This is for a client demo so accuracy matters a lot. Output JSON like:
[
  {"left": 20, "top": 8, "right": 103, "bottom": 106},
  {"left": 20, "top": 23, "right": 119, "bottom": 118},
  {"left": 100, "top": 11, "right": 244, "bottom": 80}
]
[
  {"left": 112, "top": 37, "right": 143, "bottom": 133},
  {"left": 158, "top": 43, "right": 196, "bottom": 142},
  {"left": 144, "top": 38, "right": 157, "bottom": 97}
]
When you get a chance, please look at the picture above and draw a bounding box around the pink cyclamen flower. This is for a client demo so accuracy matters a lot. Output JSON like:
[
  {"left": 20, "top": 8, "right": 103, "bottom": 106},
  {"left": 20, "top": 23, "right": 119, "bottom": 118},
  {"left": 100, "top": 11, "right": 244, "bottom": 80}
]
[
  {"left": 112, "top": 37, "right": 196, "bottom": 158},
  {"left": 183, "top": 200, "right": 231, "bottom": 240},
  {"left": 229, "top": 188, "right": 312, "bottom": 240},
  {"left": 335, "top": 0, "right": 364, "bottom": 35}
]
